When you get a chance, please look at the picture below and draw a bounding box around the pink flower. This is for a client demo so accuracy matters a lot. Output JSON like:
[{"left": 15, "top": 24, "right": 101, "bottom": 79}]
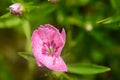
[
  {"left": 32, "top": 24, "right": 67, "bottom": 72},
  {"left": 9, "top": 3, "right": 23, "bottom": 16}
]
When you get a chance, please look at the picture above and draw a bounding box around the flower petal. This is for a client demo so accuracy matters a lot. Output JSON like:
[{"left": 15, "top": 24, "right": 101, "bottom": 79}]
[
  {"left": 37, "top": 61, "right": 44, "bottom": 67},
  {"left": 40, "top": 24, "right": 59, "bottom": 32},
  {"left": 38, "top": 24, "right": 64, "bottom": 53},
  {"left": 40, "top": 55, "right": 67, "bottom": 71},
  {"left": 32, "top": 30, "right": 44, "bottom": 67},
  {"left": 61, "top": 28, "right": 66, "bottom": 44}
]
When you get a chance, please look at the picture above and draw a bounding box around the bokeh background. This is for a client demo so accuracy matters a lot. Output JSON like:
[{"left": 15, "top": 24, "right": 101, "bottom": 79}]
[{"left": 0, "top": 0, "right": 120, "bottom": 80}]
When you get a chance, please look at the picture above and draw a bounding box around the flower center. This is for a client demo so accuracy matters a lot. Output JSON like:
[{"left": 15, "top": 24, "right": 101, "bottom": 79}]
[
  {"left": 42, "top": 41, "right": 57, "bottom": 54},
  {"left": 47, "top": 46, "right": 55, "bottom": 54}
]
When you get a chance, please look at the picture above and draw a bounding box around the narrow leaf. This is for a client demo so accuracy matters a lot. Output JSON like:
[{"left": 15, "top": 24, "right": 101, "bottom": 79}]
[
  {"left": 17, "top": 52, "right": 35, "bottom": 62},
  {"left": 96, "top": 17, "right": 113, "bottom": 24},
  {"left": 68, "top": 63, "right": 111, "bottom": 75}
]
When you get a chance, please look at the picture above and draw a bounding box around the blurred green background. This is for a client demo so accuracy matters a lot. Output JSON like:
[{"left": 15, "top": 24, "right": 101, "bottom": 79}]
[{"left": 0, "top": 0, "right": 120, "bottom": 80}]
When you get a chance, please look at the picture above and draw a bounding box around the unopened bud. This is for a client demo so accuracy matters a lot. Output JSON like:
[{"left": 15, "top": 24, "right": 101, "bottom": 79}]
[
  {"left": 48, "top": 0, "right": 59, "bottom": 3},
  {"left": 9, "top": 3, "right": 23, "bottom": 16}
]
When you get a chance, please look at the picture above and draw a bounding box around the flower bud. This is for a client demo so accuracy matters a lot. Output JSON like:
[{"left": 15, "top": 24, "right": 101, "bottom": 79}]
[
  {"left": 9, "top": 3, "right": 23, "bottom": 16},
  {"left": 48, "top": 0, "right": 59, "bottom": 3}
]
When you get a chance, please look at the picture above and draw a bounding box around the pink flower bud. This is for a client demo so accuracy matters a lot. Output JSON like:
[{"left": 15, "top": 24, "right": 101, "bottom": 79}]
[{"left": 9, "top": 3, "right": 23, "bottom": 16}]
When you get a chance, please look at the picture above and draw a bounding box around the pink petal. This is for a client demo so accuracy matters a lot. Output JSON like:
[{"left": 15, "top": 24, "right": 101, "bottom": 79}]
[
  {"left": 54, "top": 28, "right": 66, "bottom": 56},
  {"left": 40, "top": 24, "right": 59, "bottom": 32},
  {"left": 32, "top": 30, "right": 44, "bottom": 67},
  {"left": 40, "top": 54, "right": 67, "bottom": 71},
  {"left": 61, "top": 28, "right": 66, "bottom": 44},
  {"left": 38, "top": 24, "right": 64, "bottom": 51},
  {"left": 37, "top": 61, "right": 44, "bottom": 67}
]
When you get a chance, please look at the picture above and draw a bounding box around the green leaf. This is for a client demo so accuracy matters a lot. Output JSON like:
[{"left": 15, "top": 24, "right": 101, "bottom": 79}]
[
  {"left": 96, "top": 17, "right": 113, "bottom": 24},
  {"left": 17, "top": 52, "right": 35, "bottom": 62},
  {"left": 68, "top": 63, "right": 111, "bottom": 75},
  {"left": 0, "top": 13, "right": 11, "bottom": 19}
]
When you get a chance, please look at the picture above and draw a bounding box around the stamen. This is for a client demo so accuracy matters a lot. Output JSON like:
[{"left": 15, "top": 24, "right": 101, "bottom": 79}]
[
  {"left": 47, "top": 46, "right": 55, "bottom": 54},
  {"left": 42, "top": 41, "right": 57, "bottom": 54}
]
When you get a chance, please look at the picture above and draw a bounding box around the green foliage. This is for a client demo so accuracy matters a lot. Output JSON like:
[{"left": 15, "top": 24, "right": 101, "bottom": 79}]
[
  {"left": 0, "top": 16, "right": 21, "bottom": 28},
  {"left": 0, "top": 53, "right": 14, "bottom": 80},
  {"left": 68, "top": 63, "right": 110, "bottom": 75}
]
